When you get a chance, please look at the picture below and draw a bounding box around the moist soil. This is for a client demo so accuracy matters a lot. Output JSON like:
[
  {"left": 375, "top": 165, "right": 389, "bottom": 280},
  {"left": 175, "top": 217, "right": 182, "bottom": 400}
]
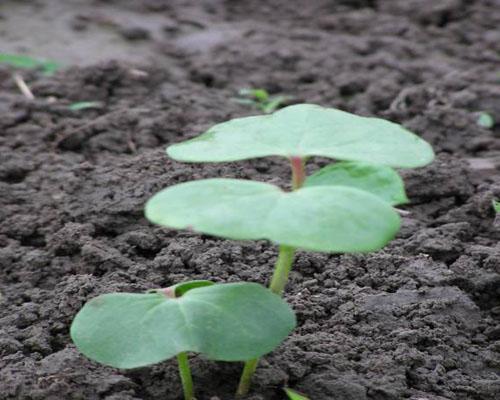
[{"left": 1, "top": 1, "right": 499, "bottom": 399}]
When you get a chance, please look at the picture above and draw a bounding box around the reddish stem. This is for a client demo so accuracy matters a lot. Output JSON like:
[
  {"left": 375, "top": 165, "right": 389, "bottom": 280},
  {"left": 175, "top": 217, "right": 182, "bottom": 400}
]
[{"left": 290, "top": 156, "right": 305, "bottom": 190}]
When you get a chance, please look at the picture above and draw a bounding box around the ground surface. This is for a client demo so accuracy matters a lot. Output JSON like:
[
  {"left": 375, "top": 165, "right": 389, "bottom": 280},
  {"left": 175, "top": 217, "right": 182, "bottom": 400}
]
[{"left": 0, "top": 1, "right": 499, "bottom": 399}]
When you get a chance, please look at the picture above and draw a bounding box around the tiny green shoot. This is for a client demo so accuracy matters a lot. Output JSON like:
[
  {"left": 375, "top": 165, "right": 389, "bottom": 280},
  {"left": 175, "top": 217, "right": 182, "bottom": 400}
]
[
  {"left": 68, "top": 101, "right": 104, "bottom": 111},
  {"left": 476, "top": 112, "right": 495, "bottom": 129},
  {"left": 235, "top": 88, "right": 291, "bottom": 113},
  {"left": 493, "top": 200, "right": 500, "bottom": 213},
  {"left": 0, "top": 53, "right": 60, "bottom": 75},
  {"left": 145, "top": 104, "right": 434, "bottom": 396},
  {"left": 285, "top": 388, "right": 310, "bottom": 400},
  {"left": 71, "top": 281, "right": 295, "bottom": 400}
]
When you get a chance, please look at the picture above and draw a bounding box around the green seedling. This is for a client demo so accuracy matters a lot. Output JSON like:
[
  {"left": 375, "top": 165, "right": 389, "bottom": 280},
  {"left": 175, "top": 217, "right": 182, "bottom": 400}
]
[
  {"left": 235, "top": 88, "right": 290, "bottom": 113},
  {"left": 285, "top": 388, "right": 310, "bottom": 400},
  {"left": 493, "top": 200, "right": 500, "bottom": 213},
  {"left": 68, "top": 101, "right": 104, "bottom": 111},
  {"left": 71, "top": 280, "right": 295, "bottom": 400},
  {"left": 145, "top": 104, "right": 434, "bottom": 395},
  {"left": 476, "top": 111, "right": 495, "bottom": 129},
  {"left": 304, "top": 161, "right": 409, "bottom": 205},
  {"left": 0, "top": 53, "right": 60, "bottom": 75}
]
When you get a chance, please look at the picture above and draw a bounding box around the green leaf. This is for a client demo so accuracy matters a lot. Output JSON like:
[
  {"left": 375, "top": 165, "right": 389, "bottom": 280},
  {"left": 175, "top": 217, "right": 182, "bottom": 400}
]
[
  {"left": 493, "top": 200, "right": 500, "bottom": 213},
  {"left": 145, "top": 179, "right": 400, "bottom": 253},
  {"left": 261, "top": 96, "right": 288, "bottom": 114},
  {"left": 148, "top": 280, "right": 215, "bottom": 298},
  {"left": 476, "top": 112, "right": 494, "bottom": 129},
  {"left": 71, "top": 282, "right": 296, "bottom": 368},
  {"left": 239, "top": 88, "right": 269, "bottom": 102},
  {"left": 305, "top": 161, "right": 408, "bottom": 205},
  {"left": 233, "top": 98, "right": 258, "bottom": 106},
  {"left": 0, "top": 53, "right": 60, "bottom": 75},
  {"left": 285, "top": 388, "right": 310, "bottom": 400},
  {"left": 167, "top": 104, "right": 434, "bottom": 168},
  {"left": 68, "top": 101, "right": 103, "bottom": 111},
  {"left": 172, "top": 280, "right": 214, "bottom": 297}
]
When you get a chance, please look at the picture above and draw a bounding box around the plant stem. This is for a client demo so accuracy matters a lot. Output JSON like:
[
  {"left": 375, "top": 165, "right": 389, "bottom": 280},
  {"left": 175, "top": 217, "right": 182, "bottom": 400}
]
[
  {"left": 236, "top": 358, "right": 259, "bottom": 397},
  {"left": 236, "top": 245, "right": 296, "bottom": 397},
  {"left": 236, "top": 157, "right": 305, "bottom": 397},
  {"left": 269, "top": 245, "right": 296, "bottom": 295},
  {"left": 177, "top": 352, "right": 195, "bottom": 400},
  {"left": 290, "top": 156, "right": 306, "bottom": 190}
]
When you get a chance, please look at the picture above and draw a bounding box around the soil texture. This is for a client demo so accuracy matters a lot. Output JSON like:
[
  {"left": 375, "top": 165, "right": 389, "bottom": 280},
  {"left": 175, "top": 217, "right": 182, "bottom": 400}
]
[{"left": 0, "top": 1, "right": 499, "bottom": 399}]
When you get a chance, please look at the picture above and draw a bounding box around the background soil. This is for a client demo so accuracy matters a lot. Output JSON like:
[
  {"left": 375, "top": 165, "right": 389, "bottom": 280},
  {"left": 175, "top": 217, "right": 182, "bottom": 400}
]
[{"left": 1, "top": 1, "right": 499, "bottom": 399}]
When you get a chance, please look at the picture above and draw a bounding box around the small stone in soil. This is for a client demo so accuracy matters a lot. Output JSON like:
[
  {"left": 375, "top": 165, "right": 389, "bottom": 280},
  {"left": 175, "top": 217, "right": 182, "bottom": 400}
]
[{"left": 119, "top": 26, "right": 151, "bottom": 40}]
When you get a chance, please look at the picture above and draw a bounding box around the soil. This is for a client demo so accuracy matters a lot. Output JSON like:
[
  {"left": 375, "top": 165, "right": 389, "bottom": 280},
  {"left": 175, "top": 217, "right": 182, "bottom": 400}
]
[{"left": 1, "top": 1, "right": 499, "bottom": 399}]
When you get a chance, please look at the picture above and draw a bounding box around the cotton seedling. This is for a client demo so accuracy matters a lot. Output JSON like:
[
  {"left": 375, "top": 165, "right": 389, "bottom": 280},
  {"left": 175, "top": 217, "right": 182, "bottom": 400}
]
[
  {"left": 476, "top": 111, "right": 494, "bottom": 129},
  {"left": 235, "top": 88, "right": 291, "bottom": 113},
  {"left": 285, "top": 388, "right": 310, "bottom": 400},
  {"left": 68, "top": 101, "right": 103, "bottom": 111},
  {"left": 71, "top": 280, "right": 295, "bottom": 400},
  {"left": 0, "top": 53, "right": 60, "bottom": 75},
  {"left": 145, "top": 104, "right": 434, "bottom": 396},
  {"left": 493, "top": 200, "right": 500, "bottom": 213}
]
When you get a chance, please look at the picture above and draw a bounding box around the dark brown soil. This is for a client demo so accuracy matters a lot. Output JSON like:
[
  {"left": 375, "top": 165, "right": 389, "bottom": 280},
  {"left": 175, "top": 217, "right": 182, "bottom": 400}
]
[{"left": 1, "top": 1, "right": 499, "bottom": 399}]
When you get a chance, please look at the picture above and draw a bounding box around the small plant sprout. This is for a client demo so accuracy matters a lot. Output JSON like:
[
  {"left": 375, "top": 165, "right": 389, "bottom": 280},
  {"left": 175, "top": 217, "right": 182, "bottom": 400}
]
[
  {"left": 145, "top": 104, "right": 434, "bottom": 396},
  {"left": 235, "top": 88, "right": 291, "bottom": 113},
  {"left": 284, "top": 388, "right": 310, "bottom": 400},
  {"left": 68, "top": 101, "right": 104, "bottom": 111},
  {"left": 1, "top": 53, "right": 60, "bottom": 100},
  {"left": 476, "top": 111, "right": 495, "bottom": 129},
  {"left": 493, "top": 199, "right": 500, "bottom": 213},
  {"left": 0, "top": 53, "right": 60, "bottom": 75},
  {"left": 71, "top": 280, "right": 295, "bottom": 400}
]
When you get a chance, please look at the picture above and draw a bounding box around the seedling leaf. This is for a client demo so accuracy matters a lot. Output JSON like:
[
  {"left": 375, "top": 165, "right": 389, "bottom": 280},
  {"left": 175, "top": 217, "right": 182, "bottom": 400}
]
[
  {"left": 262, "top": 96, "right": 288, "bottom": 114},
  {"left": 69, "top": 101, "right": 103, "bottom": 111},
  {"left": 71, "top": 282, "right": 296, "bottom": 368},
  {"left": 304, "top": 161, "right": 408, "bottom": 205},
  {"left": 476, "top": 112, "right": 494, "bottom": 129},
  {"left": 233, "top": 98, "right": 258, "bottom": 106},
  {"left": 285, "top": 388, "right": 310, "bottom": 400},
  {"left": 145, "top": 178, "right": 400, "bottom": 253},
  {"left": 172, "top": 280, "right": 214, "bottom": 297},
  {"left": 239, "top": 88, "right": 269, "bottom": 102},
  {"left": 0, "top": 53, "right": 60, "bottom": 75},
  {"left": 493, "top": 200, "right": 500, "bottom": 213},
  {"left": 167, "top": 104, "right": 434, "bottom": 168},
  {"left": 235, "top": 89, "right": 289, "bottom": 113}
]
